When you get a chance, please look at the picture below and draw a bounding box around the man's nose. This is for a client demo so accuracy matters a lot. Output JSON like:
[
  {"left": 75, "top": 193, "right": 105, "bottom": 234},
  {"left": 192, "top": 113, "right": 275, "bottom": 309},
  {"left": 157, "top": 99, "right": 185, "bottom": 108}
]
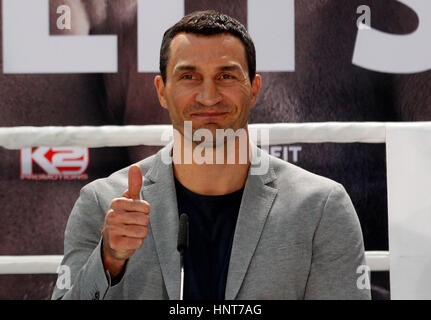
[{"left": 195, "top": 80, "right": 222, "bottom": 106}]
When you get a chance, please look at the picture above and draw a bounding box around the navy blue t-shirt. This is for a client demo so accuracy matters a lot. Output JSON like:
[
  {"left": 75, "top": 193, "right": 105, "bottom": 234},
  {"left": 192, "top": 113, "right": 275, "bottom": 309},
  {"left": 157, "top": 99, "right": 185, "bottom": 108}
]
[{"left": 174, "top": 177, "right": 244, "bottom": 300}]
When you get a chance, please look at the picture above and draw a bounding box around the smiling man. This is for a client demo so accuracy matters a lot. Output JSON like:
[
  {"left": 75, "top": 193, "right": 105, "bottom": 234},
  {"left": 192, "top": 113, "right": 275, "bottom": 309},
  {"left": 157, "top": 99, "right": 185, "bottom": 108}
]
[{"left": 52, "top": 10, "right": 370, "bottom": 300}]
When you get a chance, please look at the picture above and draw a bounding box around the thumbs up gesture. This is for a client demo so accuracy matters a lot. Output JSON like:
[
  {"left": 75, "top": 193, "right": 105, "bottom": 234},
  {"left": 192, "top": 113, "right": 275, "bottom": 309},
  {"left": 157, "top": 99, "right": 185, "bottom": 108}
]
[{"left": 102, "top": 165, "right": 150, "bottom": 278}]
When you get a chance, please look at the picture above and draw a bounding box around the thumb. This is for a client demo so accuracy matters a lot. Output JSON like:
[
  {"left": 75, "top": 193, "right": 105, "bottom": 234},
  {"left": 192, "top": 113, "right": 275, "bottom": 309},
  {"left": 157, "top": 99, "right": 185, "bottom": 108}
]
[{"left": 128, "top": 164, "right": 143, "bottom": 200}]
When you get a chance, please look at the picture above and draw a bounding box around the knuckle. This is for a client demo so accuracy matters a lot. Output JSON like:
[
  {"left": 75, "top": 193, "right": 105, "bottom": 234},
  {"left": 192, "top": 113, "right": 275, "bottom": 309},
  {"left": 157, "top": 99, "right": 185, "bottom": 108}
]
[
  {"left": 110, "top": 236, "right": 121, "bottom": 250},
  {"left": 106, "top": 209, "right": 118, "bottom": 221},
  {"left": 145, "top": 202, "right": 151, "bottom": 212},
  {"left": 136, "top": 238, "right": 144, "bottom": 248},
  {"left": 142, "top": 227, "right": 149, "bottom": 238},
  {"left": 110, "top": 198, "right": 121, "bottom": 209},
  {"left": 112, "top": 197, "right": 131, "bottom": 210},
  {"left": 143, "top": 200, "right": 150, "bottom": 210},
  {"left": 130, "top": 226, "right": 144, "bottom": 238},
  {"left": 139, "top": 226, "right": 148, "bottom": 238},
  {"left": 139, "top": 200, "right": 150, "bottom": 212},
  {"left": 142, "top": 215, "right": 150, "bottom": 226}
]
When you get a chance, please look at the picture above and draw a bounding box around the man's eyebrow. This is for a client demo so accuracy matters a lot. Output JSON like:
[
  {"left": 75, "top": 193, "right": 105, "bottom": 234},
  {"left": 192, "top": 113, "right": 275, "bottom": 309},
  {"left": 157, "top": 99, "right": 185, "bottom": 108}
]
[
  {"left": 217, "top": 65, "right": 243, "bottom": 73},
  {"left": 173, "top": 65, "right": 196, "bottom": 74},
  {"left": 172, "top": 64, "right": 244, "bottom": 74}
]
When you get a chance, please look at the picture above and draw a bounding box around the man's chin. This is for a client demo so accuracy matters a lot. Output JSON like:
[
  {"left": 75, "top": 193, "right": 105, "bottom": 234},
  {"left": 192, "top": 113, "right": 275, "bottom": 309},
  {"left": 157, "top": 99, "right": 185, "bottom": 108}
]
[
  {"left": 193, "top": 122, "right": 243, "bottom": 133},
  {"left": 194, "top": 124, "right": 241, "bottom": 140},
  {"left": 199, "top": 123, "right": 226, "bottom": 133},
  {"left": 175, "top": 120, "right": 247, "bottom": 144}
]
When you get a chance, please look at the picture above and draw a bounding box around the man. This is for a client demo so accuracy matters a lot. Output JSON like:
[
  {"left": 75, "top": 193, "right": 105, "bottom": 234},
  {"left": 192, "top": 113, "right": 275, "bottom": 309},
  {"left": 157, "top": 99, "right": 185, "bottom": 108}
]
[{"left": 52, "top": 10, "right": 370, "bottom": 300}]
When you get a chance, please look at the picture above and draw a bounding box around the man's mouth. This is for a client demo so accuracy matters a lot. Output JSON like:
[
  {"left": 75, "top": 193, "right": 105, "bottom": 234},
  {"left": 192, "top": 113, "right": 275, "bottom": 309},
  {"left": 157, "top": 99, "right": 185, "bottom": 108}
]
[{"left": 191, "top": 112, "right": 229, "bottom": 118}]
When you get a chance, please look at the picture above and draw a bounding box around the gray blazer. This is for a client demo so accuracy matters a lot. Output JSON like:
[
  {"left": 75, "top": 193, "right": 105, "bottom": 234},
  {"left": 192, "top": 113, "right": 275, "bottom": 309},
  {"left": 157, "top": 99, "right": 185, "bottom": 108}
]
[{"left": 52, "top": 142, "right": 370, "bottom": 300}]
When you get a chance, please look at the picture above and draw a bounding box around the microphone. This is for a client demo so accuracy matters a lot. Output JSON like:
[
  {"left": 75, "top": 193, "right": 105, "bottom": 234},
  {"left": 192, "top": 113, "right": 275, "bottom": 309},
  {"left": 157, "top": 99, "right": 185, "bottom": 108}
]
[{"left": 177, "top": 213, "right": 189, "bottom": 300}]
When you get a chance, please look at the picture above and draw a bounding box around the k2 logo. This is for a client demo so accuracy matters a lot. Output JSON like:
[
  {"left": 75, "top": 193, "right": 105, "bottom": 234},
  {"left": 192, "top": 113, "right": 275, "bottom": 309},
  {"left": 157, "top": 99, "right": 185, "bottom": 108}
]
[{"left": 20, "top": 147, "right": 89, "bottom": 180}]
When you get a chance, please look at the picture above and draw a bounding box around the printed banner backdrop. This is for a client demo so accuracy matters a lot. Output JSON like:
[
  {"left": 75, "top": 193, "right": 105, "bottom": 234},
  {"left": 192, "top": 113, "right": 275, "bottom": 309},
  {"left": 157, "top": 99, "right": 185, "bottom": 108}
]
[{"left": 0, "top": 0, "right": 430, "bottom": 299}]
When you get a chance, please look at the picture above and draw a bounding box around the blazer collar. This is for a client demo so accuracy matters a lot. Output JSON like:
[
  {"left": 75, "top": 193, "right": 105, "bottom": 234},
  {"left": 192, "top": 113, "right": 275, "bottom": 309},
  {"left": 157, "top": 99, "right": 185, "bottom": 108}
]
[{"left": 140, "top": 140, "right": 278, "bottom": 300}]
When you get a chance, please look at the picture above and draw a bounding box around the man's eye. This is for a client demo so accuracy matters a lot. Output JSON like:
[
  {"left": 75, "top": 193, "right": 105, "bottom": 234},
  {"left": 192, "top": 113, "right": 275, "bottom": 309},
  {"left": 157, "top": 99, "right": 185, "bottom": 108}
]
[
  {"left": 181, "top": 74, "right": 195, "bottom": 80},
  {"left": 220, "top": 74, "right": 234, "bottom": 80}
]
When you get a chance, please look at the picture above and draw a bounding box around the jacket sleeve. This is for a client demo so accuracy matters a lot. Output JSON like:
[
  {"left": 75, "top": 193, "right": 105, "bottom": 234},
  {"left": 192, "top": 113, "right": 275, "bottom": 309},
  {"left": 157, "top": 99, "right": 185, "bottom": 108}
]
[
  {"left": 303, "top": 183, "right": 371, "bottom": 300},
  {"left": 51, "top": 183, "right": 118, "bottom": 300}
]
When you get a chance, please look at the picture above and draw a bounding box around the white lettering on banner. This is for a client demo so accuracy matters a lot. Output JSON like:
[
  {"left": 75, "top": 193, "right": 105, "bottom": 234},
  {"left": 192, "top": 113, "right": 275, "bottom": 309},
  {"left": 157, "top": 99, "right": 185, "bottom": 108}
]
[
  {"left": 3, "top": 0, "right": 429, "bottom": 74},
  {"left": 56, "top": 5, "right": 72, "bottom": 30},
  {"left": 20, "top": 147, "right": 89, "bottom": 180},
  {"left": 3, "top": 0, "right": 292, "bottom": 73},
  {"left": 2, "top": 0, "right": 117, "bottom": 73},
  {"left": 137, "top": 0, "right": 294, "bottom": 72},
  {"left": 137, "top": 0, "right": 184, "bottom": 72},
  {"left": 248, "top": 0, "right": 295, "bottom": 72},
  {"left": 269, "top": 145, "right": 302, "bottom": 163},
  {"left": 353, "top": 0, "right": 431, "bottom": 73}
]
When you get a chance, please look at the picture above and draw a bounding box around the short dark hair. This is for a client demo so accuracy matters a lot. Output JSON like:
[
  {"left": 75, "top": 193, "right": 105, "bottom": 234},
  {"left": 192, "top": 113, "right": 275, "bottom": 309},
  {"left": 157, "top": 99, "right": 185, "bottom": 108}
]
[{"left": 159, "top": 10, "right": 256, "bottom": 83}]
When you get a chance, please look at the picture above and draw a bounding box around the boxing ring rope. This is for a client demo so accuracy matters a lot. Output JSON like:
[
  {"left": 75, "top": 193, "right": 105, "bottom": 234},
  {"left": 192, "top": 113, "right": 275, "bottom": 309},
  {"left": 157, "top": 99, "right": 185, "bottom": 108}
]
[
  {"left": 0, "top": 122, "right": 387, "bottom": 149},
  {"left": 1, "top": 121, "right": 409, "bottom": 275},
  {"left": 0, "top": 252, "right": 390, "bottom": 275}
]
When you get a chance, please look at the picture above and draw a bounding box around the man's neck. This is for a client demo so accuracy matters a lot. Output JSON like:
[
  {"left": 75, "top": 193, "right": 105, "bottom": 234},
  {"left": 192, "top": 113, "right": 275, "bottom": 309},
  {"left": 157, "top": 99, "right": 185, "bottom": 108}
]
[{"left": 172, "top": 133, "right": 251, "bottom": 196}]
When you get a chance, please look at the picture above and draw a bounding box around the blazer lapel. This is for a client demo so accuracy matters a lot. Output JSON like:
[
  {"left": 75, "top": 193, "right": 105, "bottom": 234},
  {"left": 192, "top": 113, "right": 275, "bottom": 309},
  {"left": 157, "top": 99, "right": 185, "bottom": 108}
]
[
  {"left": 140, "top": 141, "right": 278, "bottom": 300},
  {"left": 141, "top": 142, "right": 180, "bottom": 300},
  {"left": 225, "top": 142, "right": 278, "bottom": 300}
]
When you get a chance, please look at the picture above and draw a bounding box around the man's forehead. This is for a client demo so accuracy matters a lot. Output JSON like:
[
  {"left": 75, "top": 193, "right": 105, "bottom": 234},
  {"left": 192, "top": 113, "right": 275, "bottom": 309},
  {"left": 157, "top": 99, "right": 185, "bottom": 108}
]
[{"left": 167, "top": 32, "right": 248, "bottom": 72}]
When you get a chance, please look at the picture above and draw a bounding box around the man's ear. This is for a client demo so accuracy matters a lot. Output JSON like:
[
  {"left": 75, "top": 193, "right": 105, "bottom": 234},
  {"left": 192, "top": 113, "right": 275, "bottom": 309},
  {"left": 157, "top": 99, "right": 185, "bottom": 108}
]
[
  {"left": 154, "top": 75, "right": 168, "bottom": 110},
  {"left": 250, "top": 74, "right": 262, "bottom": 109}
]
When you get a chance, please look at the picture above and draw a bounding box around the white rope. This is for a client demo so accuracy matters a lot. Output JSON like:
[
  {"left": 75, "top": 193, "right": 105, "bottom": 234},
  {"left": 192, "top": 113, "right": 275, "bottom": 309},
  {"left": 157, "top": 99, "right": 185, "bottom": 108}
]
[
  {"left": 0, "top": 125, "right": 172, "bottom": 149},
  {"left": 3, "top": 122, "right": 427, "bottom": 275},
  {"left": 0, "top": 251, "right": 389, "bottom": 274},
  {"left": 250, "top": 122, "right": 386, "bottom": 144},
  {"left": 365, "top": 251, "right": 390, "bottom": 272},
  {"left": 0, "top": 122, "right": 390, "bottom": 149},
  {"left": 0, "top": 255, "right": 63, "bottom": 274}
]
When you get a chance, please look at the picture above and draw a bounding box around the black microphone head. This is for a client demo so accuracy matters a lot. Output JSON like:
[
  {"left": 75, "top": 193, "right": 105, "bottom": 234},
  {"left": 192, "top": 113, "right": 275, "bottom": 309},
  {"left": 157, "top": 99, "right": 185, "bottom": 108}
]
[{"left": 177, "top": 213, "right": 189, "bottom": 253}]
